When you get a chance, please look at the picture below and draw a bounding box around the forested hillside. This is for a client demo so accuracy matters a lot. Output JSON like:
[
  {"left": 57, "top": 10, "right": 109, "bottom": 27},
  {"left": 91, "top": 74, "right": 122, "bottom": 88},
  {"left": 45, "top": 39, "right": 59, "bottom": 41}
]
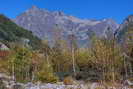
[{"left": 0, "top": 14, "right": 42, "bottom": 49}]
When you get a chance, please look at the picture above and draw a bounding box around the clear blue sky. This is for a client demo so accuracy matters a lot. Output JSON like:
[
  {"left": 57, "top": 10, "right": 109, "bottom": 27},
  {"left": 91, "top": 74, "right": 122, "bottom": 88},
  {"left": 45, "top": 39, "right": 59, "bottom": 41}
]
[{"left": 0, "top": 0, "right": 132, "bottom": 23}]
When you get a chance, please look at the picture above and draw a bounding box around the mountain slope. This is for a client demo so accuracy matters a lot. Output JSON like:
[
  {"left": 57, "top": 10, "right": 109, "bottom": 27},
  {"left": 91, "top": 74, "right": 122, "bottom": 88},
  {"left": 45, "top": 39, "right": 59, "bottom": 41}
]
[
  {"left": 14, "top": 6, "right": 119, "bottom": 47},
  {"left": 116, "top": 15, "right": 133, "bottom": 43},
  {"left": 0, "top": 14, "right": 42, "bottom": 49}
]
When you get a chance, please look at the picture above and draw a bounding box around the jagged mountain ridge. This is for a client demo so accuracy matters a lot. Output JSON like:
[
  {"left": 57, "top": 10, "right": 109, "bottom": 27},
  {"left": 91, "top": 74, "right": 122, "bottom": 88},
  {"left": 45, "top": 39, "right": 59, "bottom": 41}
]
[{"left": 14, "top": 6, "right": 119, "bottom": 46}]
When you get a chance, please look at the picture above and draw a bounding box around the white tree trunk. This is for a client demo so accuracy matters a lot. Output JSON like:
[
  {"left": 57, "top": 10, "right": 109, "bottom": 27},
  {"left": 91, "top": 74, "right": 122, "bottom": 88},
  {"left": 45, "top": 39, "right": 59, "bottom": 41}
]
[{"left": 72, "top": 46, "right": 76, "bottom": 76}]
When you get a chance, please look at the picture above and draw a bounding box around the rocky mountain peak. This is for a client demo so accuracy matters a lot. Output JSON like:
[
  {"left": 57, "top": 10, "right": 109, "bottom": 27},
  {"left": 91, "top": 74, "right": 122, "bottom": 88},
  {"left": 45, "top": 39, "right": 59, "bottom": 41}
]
[
  {"left": 14, "top": 7, "right": 119, "bottom": 47},
  {"left": 117, "top": 15, "right": 133, "bottom": 31},
  {"left": 25, "top": 5, "right": 50, "bottom": 15},
  {"left": 115, "top": 15, "right": 133, "bottom": 42},
  {"left": 126, "top": 15, "right": 133, "bottom": 23},
  {"left": 53, "top": 11, "right": 65, "bottom": 16},
  {"left": 31, "top": 5, "right": 38, "bottom": 9},
  {"left": 26, "top": 5, "right": 41, "bottom": 12}
]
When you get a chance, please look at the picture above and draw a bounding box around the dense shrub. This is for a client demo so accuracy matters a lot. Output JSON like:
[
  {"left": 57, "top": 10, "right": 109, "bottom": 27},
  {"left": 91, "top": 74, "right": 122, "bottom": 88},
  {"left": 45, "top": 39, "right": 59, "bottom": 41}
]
[{"left": 37, "top": 62, "right": 59, "bottom": 83}]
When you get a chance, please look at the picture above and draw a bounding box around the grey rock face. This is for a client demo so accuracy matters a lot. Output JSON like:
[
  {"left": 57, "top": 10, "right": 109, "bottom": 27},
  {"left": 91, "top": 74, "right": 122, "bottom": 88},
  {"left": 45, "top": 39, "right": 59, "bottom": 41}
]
[
  {"left": 14, "top": 6, "right": 119, "bottom": 47},
  {"left": 116, "top": 15, "right": 133, "bottom": 32},
  {"left": 116, "top": 15, "right": 133, "bottom": 42}
]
